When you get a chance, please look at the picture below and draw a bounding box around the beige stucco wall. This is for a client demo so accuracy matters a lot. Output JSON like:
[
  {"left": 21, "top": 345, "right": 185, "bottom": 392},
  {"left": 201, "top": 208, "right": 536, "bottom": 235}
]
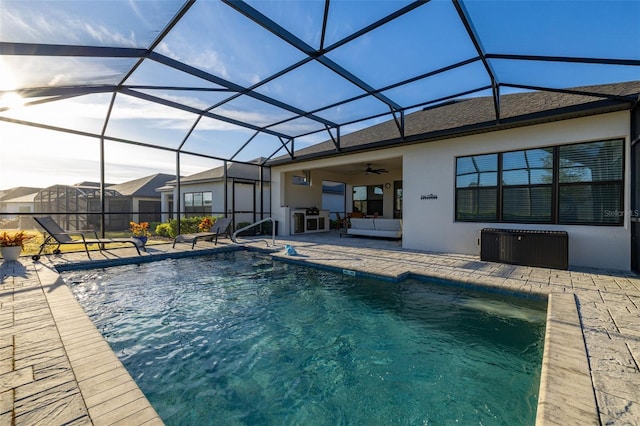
[{"left": 402, "top": 111, "right": 631, "bottom": 271}]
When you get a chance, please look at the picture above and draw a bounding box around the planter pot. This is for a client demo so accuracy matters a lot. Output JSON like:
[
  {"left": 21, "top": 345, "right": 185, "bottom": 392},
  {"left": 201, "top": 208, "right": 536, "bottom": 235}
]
[
  {"left": 1, "top": 245, "right": 22, "bottom": 262},
  {"left": 134, "top": 236, "right": 148, "bottom": 246}
]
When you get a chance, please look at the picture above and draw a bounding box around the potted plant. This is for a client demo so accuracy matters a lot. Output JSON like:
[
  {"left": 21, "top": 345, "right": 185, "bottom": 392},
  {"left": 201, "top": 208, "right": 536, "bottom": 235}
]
[
  {"left": 129, "top": 221, "right": 151, "bottom": 246},
  {"left": 198, "top": 217, "right": 214, "bottom": 232},
  {"left": 0, "top": 231, "right": 33, "bottom": 262}
]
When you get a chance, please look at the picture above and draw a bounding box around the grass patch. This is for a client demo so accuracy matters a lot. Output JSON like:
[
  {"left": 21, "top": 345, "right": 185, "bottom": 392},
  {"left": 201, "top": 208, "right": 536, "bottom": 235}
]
[{"left": 1, "top": 229, "right": 167, "bottom": 258}]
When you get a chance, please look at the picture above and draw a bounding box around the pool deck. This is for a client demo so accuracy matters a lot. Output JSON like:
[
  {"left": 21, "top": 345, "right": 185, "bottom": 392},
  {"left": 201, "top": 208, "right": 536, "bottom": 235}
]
[{"left": 1, "top": 232, "right": 638, "bottom": 425}]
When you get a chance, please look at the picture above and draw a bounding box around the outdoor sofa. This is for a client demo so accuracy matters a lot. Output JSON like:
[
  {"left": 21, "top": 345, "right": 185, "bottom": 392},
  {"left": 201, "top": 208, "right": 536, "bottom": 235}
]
[{"left": 347, "top": 218, "right": 402, "bottom": 239}]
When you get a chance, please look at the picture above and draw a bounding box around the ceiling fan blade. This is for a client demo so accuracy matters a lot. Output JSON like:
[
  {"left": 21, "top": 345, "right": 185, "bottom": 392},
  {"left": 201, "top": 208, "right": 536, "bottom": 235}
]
[{"left": 363, "top": 163, "right": 389, "bottom": 174}]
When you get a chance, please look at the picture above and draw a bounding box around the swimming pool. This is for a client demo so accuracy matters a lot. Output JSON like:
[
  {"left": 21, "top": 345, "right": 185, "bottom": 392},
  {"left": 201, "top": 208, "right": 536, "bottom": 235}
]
[{"left": 64, "top": 251, "right": 546, "bottom": 425}]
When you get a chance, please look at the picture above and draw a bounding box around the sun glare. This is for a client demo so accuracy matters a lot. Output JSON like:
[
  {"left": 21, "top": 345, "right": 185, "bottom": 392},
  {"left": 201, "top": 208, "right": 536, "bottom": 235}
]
[
  {"left": 0, "top": 92, "right": 25, "bottom": 110},
  {"left": 0, "top": 58, "right": 21, "bottom": 91}
]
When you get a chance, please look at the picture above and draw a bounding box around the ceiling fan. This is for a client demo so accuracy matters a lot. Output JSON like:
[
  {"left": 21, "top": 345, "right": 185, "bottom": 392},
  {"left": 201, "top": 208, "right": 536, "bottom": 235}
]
[{"left": 364, "top": 163, "right": 388, "bottom": 175}]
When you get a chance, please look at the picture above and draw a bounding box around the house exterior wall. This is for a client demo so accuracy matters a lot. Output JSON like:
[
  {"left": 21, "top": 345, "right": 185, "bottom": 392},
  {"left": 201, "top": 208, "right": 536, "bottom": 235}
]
[
  {"left": 159, "top": 191, "right": 172, "bottom": 222},
  {"left": 0, "top": 202, "right": 33, "bottom": 216},
  {"left": 228, "top": 181, "right": 271, "bottom": 228},
  {"left": 232, "top": 181, "right": 255, "bottom": 227},
  {"left": 166, "top": 180, "right": 271, "bottom": 228},
  {"left": 404, "top": 111, "right": 631, "bottom": 271},
  {"left": 282, "top": 170, "right": 323, "bottom": 208},
  {"left": 273, "top": 111, "right": 632, "bottom": 270}
]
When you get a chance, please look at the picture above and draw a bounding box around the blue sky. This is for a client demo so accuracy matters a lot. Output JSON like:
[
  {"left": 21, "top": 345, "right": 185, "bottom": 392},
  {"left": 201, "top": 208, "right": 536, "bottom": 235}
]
[{"left": 1, "top": 0, "right": 639, "bottom": 189}]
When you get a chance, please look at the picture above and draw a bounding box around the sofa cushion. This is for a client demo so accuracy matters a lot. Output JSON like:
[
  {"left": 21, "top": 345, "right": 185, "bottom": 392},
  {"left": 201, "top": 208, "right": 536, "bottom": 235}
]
[
  {"left": 374, "top": 219, "right": 402, "bottom": 232},
  {"left": 348, "top": 228, "right": 401, "bottom": 238},
  {"left": 349, "top": 218, "right": 375, "bottom": 230}
]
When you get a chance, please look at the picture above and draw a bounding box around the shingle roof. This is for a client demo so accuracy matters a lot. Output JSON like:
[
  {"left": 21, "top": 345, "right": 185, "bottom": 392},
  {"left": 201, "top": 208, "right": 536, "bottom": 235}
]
[
  {"left": 0, "top": 187, "right": 41, "bottom": 202},
  {"left": 170, "top": 159, "right": 271, "bottom": 185},
  {"left": 108, "top": 174, "right": 176, "bottom": 197},
  {"left": 1, "top": 192, "right": 38, "bottom": 204},
  {"left": 270, "top": 81, "right": 640, "bottom": 164}
]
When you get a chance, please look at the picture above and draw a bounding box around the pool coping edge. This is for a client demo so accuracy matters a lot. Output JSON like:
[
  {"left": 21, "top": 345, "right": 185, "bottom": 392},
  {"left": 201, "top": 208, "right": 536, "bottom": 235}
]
[
  {"left": 35, "top": 260, "right": 165, "bottom": 425},
  {"left": 535, "top": 293, "right": 599, "bottom": 426}
]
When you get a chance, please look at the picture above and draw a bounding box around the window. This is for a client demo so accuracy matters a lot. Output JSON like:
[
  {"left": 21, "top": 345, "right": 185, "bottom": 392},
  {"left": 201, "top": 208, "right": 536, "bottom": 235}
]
[
  {"left": 203, "top": 191, "right": 212, "bottom": 206},
  {"left": 184, "top": 191, "right": 212, "bottom": 215},
  {"left": 353, "top": 184, "right": 384, "bottom": 216},
  {"left": 292, "top": 170, "right": 311, "bottom": 186},
  {"left": 455, "top": 154, "right": 498, "bottom": 221},
  {"left": 455, "top": 139, "right": 624, "bottom": 225},
  {"left": 193, "top": 192, "right": 203, "bottom": 207},
  {"left": 558, "top": 140, "right": 623, "bottom": 224},
  {"left": 502, "top": 148, "right": 553, "bottom": 222}
]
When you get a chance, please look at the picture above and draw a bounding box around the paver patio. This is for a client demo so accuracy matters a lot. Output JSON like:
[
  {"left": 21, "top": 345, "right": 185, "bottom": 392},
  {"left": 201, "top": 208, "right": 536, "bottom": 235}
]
[{"left": 0, "top": 233, "right": 638, "bottom": 425}]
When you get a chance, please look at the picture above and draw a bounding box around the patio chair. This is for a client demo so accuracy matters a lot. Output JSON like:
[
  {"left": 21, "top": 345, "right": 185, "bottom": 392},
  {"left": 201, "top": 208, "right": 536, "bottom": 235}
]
[
  {"left": 172, "top": 217, "right": 232, "bottom": 249},
  {"left": 335, "top": 212, "right": 349, "bottom": 231},
  {"left": 32, "top": 216, "right": 143, "bottom": 261}
]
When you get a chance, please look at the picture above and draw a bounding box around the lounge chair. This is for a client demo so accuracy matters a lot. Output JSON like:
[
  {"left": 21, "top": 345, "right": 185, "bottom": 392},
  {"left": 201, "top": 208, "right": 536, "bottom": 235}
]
[
  {"left": 172, "top": 217, "right": 232, "bottom": 249},
  {"left": 32, "top": 216, "right": 143, "bottom": 260}
]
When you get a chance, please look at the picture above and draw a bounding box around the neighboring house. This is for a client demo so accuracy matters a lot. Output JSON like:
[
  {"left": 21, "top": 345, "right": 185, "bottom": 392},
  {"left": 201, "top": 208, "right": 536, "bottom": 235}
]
[
  {"left": 0, "top": 187, "right": 41, "bottom": 219},
  {"left": 160, "top": 159, "right": 271, "bottom": 229},
  {"left": 33, "top": 174, "right": 175, "bottom": 232},
  {"left": 108, "top": 173, "right": 176, "bottom": 226},
  {"left": 269, "top": 81, "right": 640, "bottom": 271},
  {"left": 33, "top": 182, "right": 114, "bottom": 231}
]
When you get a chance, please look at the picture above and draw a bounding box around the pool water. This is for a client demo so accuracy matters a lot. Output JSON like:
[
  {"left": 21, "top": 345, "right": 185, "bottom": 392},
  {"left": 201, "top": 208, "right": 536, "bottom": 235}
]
[{"left": 64, "top": 251, "right": 546, "bottom": 425}]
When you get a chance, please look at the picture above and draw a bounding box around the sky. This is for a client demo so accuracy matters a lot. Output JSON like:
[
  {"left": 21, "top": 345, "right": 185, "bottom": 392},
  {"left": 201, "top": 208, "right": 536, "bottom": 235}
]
[{"left": 1, "top": 0, "right": 639, "bottom": 190}]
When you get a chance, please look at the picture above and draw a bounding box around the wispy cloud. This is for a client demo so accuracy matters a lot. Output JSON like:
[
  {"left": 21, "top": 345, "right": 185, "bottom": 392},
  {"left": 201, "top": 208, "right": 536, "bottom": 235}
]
[
  {"left": 3, "top": 4, "right": 140, "bottom": 47},
  {"left": 79, "top": 21, "right": 137, "bottom": 47},
  {"left": 0, "top": 54, "right": 131, "bottom": 90},
  {"left": 156, "top": 41, "right": 230, "bottom": 81}
]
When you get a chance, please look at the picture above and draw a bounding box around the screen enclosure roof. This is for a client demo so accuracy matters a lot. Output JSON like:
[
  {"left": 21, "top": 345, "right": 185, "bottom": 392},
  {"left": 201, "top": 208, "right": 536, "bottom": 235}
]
[{"left": 1, "top": 0, "right": 639, "bottom": 167}]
